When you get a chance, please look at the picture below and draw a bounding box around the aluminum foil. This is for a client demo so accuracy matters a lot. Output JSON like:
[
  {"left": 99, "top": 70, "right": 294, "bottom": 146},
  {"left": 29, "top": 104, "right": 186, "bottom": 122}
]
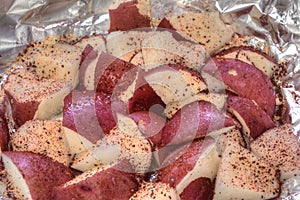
[{"left": 0, "top": 0, "right": 299, "bottom": 199}]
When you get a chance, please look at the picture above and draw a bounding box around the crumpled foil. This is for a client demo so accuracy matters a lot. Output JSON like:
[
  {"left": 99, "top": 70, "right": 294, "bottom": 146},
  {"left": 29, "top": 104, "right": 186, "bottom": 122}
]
[{"left": 0, "top": 0, "right": 299, "bottom": 199}]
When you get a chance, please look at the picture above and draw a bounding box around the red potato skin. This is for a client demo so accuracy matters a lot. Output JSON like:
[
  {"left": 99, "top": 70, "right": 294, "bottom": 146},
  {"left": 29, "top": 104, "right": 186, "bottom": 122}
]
[
  {"left": 129, "top": 83, "right": 165, "bottom": 114},
  {"left": 202, "top": 58, "right": 276, "bottom": 117},
  {"left": 52, "top": 161, "right": 139, "bottom": 200},
  {"left": 109, "top": 0, "right": 151, "bottom": 32},
  {"left": 3, "top": 151, "right": 73, "bottom": 200},
  {"left": 79, "top": 45, "right": 98, "bottom": 89},
  {"left": 129, "top": 69, "right": 165, "bottom": 114},
  {"left": 4, "top": 91, "right": 39, "bottom": 127},
  {"left": 0, "top": 104, "right": 9, "bottom": 151},
  {"left": 62, "top": 91, "right": 116, "bottom": 143},
  {"left": 180, "top": 177, "right": 213, "bottom": 200},
  {"left": 81, "top": 44, "right": 96, "bottom": 63},
  {"left": 94, "top": 52, "right": 137, "bottom": 95},
  {"left": 227, "top": 95, "right": 275, "bottom": 139},
  {"left": 159, "top": 101, "right": 234, "bottom": 147},
  {"left": 158, "top": 139, "right": 214, "bottom": 187},
  {"left": 215, "top": 46, "right": 278, "bottom": 65},
  {"left": 129, "top": 111, "right": 166, "bottom": 147}
]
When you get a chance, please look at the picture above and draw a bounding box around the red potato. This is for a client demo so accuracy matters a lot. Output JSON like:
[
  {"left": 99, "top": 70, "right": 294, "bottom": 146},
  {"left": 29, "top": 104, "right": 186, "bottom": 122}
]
[
  {"left": 158, "top": 138, "right": 219, "bottom": 196},
  {"left": 106, "top": 31, "right": 154, "bottom": 63},
  {"left": 180, "top": 177, "right": 213, "bottom": 200},
  {"left": 144, "top": 64, "right": 207, "bottom": 107},
  {"left": 71, "top": 114, "right": 152, "bottom": 173},
  {"left": 227, "top": 95, "right": 275, "bottom": 139},
  {"left": 17, "top": 42, "right": 82, "bottom": 89},
  {"left": 215, "top": 46, "right": 279, "bottom": 78},
  {"left": 94, "top": 52, "right": 138, "bottom": 95},
  {"left": 202, "top": 58, "right": 276, "bottom": 117},
  {"left": 11, "top": 120, "right": 71, "bottom": 166},
  {"left": 74, "top": 35, "right": 106, "bottom": 55},
  {"left": 3, "top": 69, "right": 72, "bottom": 127},
  {"left": 158, "top": 12, "right": 234, "bottom": 54},
  {"left": 0, "top": 104, "right": 9, "bottom": 151},
  {"left": 130, "top": 182, "right": 180, "bottom": 200},
  {"left": 53, "top": 161, "right": 139, "bottom": 200},
  {"left": 214, "top": 143, "right": 280, "bottom": 199},
  {"left": 109, "top": 0, "right": 151, "bottom": 32},
  {"left": 129, "top": 111, "right": 166, "bottom": 147},
  {"left": 79, "top": 46, "right": 99, "bottom": 90},
  {"left": 250, "top": 124, "right": 300, "bottom": 181},
  {"left": 164, "top": 92, "right": 227, "bottom": 118},
  {"left": 159, "top": 100, "right": 234, "bottom": 147},
  {"left": 62, "top": 90, "right": 116, "bottom": 144},
  {"left": 128, "top": 83, "right": 165, "bottom": 114},
  {"left": 141, "top": 31, "right": 207, "bottom": 71},
  {"left": 128, "top": 69, "right": 165, "bottom": 114},
  {"left": 2, "top": 151, "right": 73, "bottom": 200}
]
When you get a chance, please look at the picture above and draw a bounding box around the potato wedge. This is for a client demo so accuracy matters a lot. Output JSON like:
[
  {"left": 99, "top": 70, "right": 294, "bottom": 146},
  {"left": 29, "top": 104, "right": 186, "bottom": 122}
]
[
  {"left": 53, "top": 161, "right": 138, "bottom": 200},
  {"left": 2, "top": 151, "right": 73, "bottom": 200},
  {"left": 250, "top": 124, "right": 300, "bottom": 181},
  {"left": 214, "top": 143, "right": 280, "bottom": 200},
  {"left": 11, "top": 120, "right": 71, "bottom": 166},
  {"left": 4, "top": 69, "right": 72, "bottom": 127}
]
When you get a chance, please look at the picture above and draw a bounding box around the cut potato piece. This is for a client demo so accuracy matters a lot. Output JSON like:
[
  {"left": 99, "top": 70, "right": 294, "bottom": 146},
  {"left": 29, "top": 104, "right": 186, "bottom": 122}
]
[
  {"left": 63, "top": 127, "right": 93, "bottom": 156},
  {"left": 4, "top": 69, "right": 72, "bottom": 127},
  {"left": 109, "top": 0, "right": 151, "bottom": 32},
  {"left": 202, "top": 58, "right": 276, "bottom": 117},
  {"left": 25, "top": 43, "right": 81, "bottom": 89},
  {"left": 53, "top": 161, "right": 139, "bottom": 200},
  {"left": 106, "top": 31, "right": 154, "bottom": 62},
  {"left": 160, "top": 101, "right": 234, "bottom": 147},
  {"left": 71, "top": 114, "right": 152, "bottom": 173},
  {"left": 250, "top": 124, "right": 300, "bottom": 181},
  {"left": 11, "top": 120, "right": 71, "bottom": 166},
  {"left": 74, "top": 35, "right": 106, "bottom": 53},
  {"left": 79, "top": 46, "right": 99, "bottom": 90},
  {"left": 62, "top": 91, "right": 115, "bottom": 145},
  {"left": 226, "top": 95, "right": 275, "bottom": 140},
  {"left": 144, "top": 64, "right": 207, "bottom": 106},
  {"left": 2, "top": 151, "right": 73, "bottom": 200},
  {"left": 214, "top": 143, "right": 280, "bottom": 200},
  {"left": 141, "top": 31, "right": 207, "bottom": 71},
  {"left": 129, "top": 111, "right": 166, "bottom": 147},
  {"left": 180, "top": 177, "right": 213, "bottom": 200},
  {"left": 158, "top": 12, "right": 234, "bottom": 54},
  {"left": 0, "top": 103, "right": 9, "bottom": 151},
  {"left": 165, "top": 92, "right": 226, "bottom": 118},
  {"left": 158, "top": 138, "right": 220, "bottom": 195},
  {"left": 216, "top": 46, "right": 278, "bottom": 77},
  {"left": 130, "top": 182, "right": 180, "bottom": 200},
  {"left": 94, "top": 52, "right": 138, "bottom": 94},
  {"left": 216, "top": 128, "right": 246, "bottom": 155}
]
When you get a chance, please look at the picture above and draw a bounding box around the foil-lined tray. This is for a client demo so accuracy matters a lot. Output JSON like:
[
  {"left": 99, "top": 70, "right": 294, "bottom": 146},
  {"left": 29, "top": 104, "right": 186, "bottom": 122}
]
[{"left": 0, "top": 0, "right": 299, "bottom": 199}]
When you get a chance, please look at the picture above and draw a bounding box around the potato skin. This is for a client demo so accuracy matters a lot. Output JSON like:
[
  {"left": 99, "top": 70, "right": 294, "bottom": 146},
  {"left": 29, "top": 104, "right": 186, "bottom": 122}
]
[
  {"left": 202, "top": 58, "right": 276, "bottom": 117},
  {"left": 180, "top": 177, "right": 213, "bottom": 200},
  {"left": 129, "top": 111, "right": 166, "bottom": 147},
  {"left": 94, "top": 52, "right": 137, "bottom": 95},
  {"left": 53, "top": 161, "right": 139, "bottom": 200},
  {"left": 159, "top": 101, "right": 234, "bottom": 147},
  {"left": 227, "top": 95, "right": 275, "bottom": 139},
  {"left": 109, "top": 1, "right": 151, "bottom": 32},
  {"left": 158, "top": 139, "right": 215, "bottom": 190},
  {"left": 3, "top": 151, "right": 73, "bottom": 200},
  {"left": 4, "top": 91, "right": 39, "bottom": 127},
  {"left": 129, "top": 83, "right": 165, "bottom": 114},
  {"left": 62, "top": 91, "right": 116, "bottom": 143},
  {"left": 0, "top": 104, "right": 9, "bottom": 151}
]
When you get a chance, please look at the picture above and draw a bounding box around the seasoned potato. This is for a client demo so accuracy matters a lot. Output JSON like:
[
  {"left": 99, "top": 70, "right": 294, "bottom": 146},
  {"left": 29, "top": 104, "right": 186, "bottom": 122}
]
[{"left": 2, "top": 151, "right": 73, "bottom": 200}]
